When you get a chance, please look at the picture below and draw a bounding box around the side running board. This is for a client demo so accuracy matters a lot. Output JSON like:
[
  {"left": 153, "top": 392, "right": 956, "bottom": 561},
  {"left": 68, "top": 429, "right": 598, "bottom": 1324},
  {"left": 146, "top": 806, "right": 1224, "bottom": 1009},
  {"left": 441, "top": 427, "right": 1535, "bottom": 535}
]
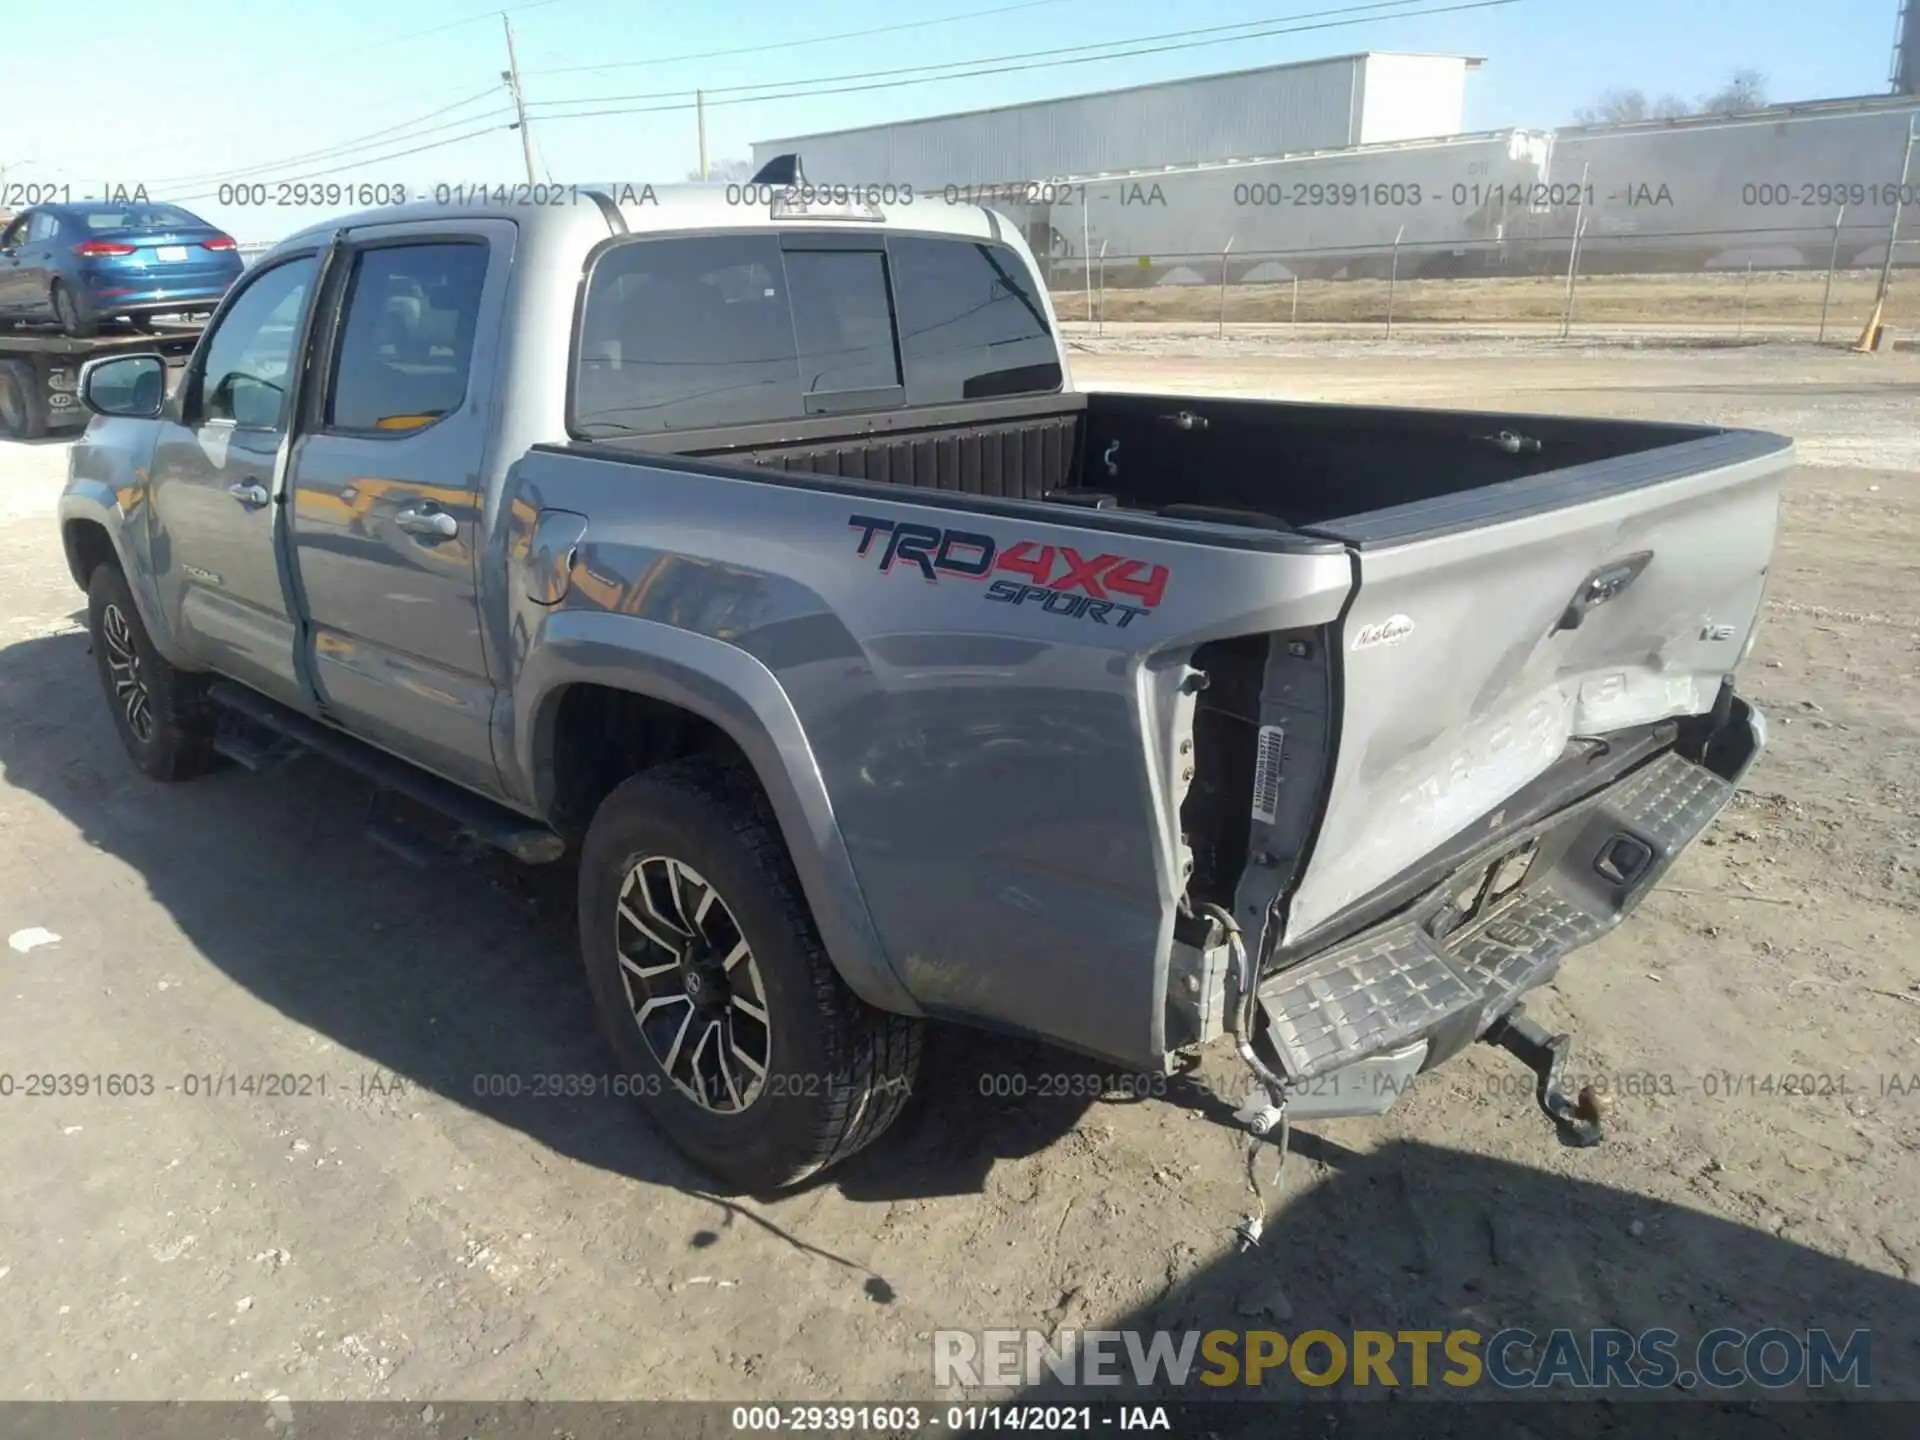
[{"left": 207, "top": 682, "right": 566, "bottom": 864}]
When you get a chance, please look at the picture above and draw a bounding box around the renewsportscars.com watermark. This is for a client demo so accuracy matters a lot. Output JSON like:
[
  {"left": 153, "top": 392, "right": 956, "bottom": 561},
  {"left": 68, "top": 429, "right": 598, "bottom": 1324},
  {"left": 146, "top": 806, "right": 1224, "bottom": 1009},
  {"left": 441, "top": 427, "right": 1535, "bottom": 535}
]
[{"left": 933, "top": 1327, "right": 1872, "bottom": 1391}]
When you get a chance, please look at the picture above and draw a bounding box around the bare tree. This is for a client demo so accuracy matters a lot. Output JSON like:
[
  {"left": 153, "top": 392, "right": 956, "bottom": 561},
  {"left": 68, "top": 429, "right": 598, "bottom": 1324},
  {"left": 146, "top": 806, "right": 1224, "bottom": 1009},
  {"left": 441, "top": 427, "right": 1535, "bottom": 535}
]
[
  {"left": 1573, "top": 88, "right": 1652, "bottom": 124},
  {"left": 684, "top": 157, "right": 756, "bottom": 182},
  {"left": 1574, "top": 69, "right": 1768, "bottom": 125},
  {"left": 1697, "top": 68, "right": 1768, "bottom": 114}
]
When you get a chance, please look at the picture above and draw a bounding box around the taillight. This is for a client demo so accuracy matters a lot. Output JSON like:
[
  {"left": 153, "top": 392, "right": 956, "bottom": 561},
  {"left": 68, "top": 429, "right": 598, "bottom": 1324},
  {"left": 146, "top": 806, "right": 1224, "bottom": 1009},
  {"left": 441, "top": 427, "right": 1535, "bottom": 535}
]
[
  {"left": 202, "top": 235, "right": 237, "bottom": 251},
  {"left": 73, "top": 240, "right": 137, "bottom": 257}
]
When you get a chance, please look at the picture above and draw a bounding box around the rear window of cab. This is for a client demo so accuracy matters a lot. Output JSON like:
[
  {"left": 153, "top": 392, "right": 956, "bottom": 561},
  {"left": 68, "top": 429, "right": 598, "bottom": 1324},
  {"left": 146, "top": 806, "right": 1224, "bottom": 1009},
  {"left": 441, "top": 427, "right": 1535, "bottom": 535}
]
[{"left": 570, "top": 231, "right": 1062, "bottom": 439}]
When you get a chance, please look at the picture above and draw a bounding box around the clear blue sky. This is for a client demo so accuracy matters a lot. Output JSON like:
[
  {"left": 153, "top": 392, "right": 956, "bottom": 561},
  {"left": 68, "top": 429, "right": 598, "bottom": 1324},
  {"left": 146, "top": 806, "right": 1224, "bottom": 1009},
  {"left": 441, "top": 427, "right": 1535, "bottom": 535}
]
[{"left": 0, "top": 0, "right": 1900, "bottom": 240}]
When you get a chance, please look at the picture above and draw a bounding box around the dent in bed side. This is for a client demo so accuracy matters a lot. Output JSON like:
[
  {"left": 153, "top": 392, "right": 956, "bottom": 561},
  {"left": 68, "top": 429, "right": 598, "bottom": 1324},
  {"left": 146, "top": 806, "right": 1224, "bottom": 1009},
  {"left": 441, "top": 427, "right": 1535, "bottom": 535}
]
[{"left": 508, "top": 607, "right": 924, "bottom": 1019}]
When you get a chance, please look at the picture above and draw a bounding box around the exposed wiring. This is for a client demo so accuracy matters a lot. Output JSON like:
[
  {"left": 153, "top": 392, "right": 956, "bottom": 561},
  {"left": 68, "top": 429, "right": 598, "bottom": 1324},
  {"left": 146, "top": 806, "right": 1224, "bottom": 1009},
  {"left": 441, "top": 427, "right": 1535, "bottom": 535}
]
[{"left": 1197, "top": 903, "right": 1294, "bottom": 1217}]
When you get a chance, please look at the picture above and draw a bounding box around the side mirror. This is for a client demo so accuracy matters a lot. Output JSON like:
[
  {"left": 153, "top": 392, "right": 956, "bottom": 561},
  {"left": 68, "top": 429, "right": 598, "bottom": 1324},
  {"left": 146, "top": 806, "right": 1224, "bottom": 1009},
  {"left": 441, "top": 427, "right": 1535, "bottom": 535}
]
[{"left": 79, "top": 354, "right": 167, "bottom": 419}]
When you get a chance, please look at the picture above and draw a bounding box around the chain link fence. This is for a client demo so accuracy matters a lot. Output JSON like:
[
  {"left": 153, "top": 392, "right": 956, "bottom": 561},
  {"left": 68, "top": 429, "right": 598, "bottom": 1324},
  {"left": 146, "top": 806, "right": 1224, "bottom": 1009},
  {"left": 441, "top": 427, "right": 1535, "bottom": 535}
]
[{"left": 1027, "top": 216, "right": 1919, "bottom": 346}]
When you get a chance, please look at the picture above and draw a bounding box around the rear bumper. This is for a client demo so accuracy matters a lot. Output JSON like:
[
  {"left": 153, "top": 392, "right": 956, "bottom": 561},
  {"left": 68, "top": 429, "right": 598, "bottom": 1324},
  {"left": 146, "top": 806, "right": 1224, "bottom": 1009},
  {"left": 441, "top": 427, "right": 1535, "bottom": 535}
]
[
  {"left": 79, "top": 269, "right": 238, "bottom": 311},
  {"left": 1252, "top": 693, "right": 1765, "bottom": 1110}
]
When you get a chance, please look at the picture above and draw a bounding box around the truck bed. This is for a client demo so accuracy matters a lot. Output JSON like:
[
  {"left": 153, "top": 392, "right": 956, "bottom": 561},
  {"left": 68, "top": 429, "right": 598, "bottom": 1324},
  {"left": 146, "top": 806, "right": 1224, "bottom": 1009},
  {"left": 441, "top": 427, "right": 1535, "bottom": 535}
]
[{"left": 596, "top": 389, "right": 1761, "bottom": 541}]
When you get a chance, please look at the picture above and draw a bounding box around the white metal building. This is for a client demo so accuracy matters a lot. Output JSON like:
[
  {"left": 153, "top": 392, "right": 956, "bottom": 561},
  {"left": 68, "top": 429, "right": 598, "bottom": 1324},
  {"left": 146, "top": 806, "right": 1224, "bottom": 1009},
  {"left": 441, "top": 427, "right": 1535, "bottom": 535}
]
[{"left": 752, "top": 52, "right": 1482, "bottom": 189}]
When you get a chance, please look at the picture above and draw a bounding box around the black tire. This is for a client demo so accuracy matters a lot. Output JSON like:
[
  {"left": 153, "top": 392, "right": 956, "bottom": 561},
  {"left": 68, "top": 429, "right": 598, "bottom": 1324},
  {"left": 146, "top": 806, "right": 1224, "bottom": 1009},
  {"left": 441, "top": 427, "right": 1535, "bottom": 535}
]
[
  {"left": 52, "top": 282, "right": 98, "bottom": 339},
  {"left": 0, "top": 359, "right": 46, "bottom": 440},
  {"left": 578, "top": 755, "right": 922, "bottom": 1191},
  {"left": 86, "top": 564, "right": 218, "bottom": 781}
]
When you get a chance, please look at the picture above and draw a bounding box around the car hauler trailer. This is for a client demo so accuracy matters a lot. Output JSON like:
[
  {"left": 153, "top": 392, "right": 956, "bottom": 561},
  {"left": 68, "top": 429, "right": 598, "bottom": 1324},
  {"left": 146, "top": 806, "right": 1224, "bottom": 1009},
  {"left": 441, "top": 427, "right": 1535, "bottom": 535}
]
[{"left": 0, "top": 325, "right": 201, "bottom": 440}]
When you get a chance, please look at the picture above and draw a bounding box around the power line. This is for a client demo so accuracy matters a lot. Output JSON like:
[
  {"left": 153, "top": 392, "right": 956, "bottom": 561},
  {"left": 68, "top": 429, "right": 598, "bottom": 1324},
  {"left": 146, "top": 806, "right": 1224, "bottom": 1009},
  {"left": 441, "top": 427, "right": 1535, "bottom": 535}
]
[
  {"left": 523, "top": 0, "right": 1081, "bottom": 77},
  {"left": 167, "top": 122, "right": 517, "bottom": 203},
  {"left": 526, "top": 0, "right": 1509, "bottom": 123},
  {"left": 305, "top": 0, "right": 569, "bottom": 66},
  {"left": 142, "top": 85, "right": 512, "bottom": 188},
  {"left": 531, "top": 0, "right": 1437, "bottom": 108}
]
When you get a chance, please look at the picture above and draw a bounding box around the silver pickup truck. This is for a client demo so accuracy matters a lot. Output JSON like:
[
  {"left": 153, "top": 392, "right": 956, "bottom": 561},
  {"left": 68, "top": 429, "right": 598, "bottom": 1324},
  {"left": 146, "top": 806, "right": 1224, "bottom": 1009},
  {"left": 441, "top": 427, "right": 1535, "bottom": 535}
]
[{"left": 59, "top": 175, "right": 1785, "bottom": 1191}]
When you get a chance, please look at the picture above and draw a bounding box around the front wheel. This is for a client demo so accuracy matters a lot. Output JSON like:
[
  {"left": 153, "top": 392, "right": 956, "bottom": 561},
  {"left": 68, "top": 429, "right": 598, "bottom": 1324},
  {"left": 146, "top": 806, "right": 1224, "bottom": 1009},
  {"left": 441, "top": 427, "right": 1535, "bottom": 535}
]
[
  {"left": 86, "top": 563, "right": 218, "bottom": 780},
  {"left": 577, "top": 756, "right": 923, "bottom": 1191}
]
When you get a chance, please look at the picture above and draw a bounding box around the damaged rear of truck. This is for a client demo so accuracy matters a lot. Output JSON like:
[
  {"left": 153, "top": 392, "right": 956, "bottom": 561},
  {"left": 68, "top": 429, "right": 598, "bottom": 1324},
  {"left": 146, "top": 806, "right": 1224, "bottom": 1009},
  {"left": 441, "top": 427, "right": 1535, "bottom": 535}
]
[
  {"left": 535, "top": 386, "right": 1785, "bottom": 1146},
  {"left": 1123, "top": 400, "right": 1783, "bottom": 1138}
]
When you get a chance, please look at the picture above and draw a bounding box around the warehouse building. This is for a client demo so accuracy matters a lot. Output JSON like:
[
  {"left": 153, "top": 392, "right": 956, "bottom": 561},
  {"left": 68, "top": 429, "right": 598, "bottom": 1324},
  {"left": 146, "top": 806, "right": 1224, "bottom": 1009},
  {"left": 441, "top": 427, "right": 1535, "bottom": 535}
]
[{"left": 752, "top": 52, "right": 1483, "bottom": 189}]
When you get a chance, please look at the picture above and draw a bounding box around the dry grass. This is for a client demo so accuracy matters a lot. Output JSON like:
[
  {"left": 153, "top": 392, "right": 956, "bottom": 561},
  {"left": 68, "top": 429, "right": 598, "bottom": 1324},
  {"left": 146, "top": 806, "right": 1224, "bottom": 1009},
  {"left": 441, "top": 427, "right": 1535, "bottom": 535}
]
[{"left": 1047, "top": 269, "right": 1916, "bottom": 329}]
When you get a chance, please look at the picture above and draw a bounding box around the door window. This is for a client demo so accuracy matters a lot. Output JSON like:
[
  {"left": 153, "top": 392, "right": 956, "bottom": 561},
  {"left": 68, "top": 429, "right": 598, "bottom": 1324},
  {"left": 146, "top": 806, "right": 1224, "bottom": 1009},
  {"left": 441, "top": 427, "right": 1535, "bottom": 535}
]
[
  {"left": 197, "top": 257, "right": 318, "bottom": 429},
  {"left": 27, "top": 212, "right": 59, "bottom": 243},
  {"left": 325, "top": 242, "right": 490, "bottom": 433},
  {"left": 0, "top": 217, "right": 25, "bottom": 248}
]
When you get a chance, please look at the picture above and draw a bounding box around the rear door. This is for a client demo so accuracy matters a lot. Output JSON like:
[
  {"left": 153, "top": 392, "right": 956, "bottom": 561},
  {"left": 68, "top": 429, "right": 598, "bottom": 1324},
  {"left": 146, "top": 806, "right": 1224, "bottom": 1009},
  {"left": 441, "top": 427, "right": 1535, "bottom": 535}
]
[
  {"left": 148, "top": 250, "right": 323, "bottom": 709},
  {"left": 286, "top": 220, "right": 508, "bottom": 797},
  {"left": 1280, "top": 433, "right": 1788, "bottom": 945}
]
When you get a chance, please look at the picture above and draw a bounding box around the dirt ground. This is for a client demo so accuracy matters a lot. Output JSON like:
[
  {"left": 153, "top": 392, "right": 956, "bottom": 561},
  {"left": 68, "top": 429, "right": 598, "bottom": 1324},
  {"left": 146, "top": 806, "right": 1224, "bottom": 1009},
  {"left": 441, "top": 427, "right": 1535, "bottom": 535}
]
[
  {"left": 0, "top": 338, "right": 1915, "bottom": 1412},
  {"left": 1049, "top": 268, "right": 1918, "bottom": 333}
]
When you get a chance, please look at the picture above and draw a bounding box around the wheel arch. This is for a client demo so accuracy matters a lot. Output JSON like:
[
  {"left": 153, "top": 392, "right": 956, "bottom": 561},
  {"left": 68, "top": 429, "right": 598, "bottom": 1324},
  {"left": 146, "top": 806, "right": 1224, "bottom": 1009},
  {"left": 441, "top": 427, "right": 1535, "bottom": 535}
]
[
  {"left": 60, "top": 476, "right": 193, "bottom": 667},
  {"left": 513, "top": 611, "right": 921, "bottom": 1018}
]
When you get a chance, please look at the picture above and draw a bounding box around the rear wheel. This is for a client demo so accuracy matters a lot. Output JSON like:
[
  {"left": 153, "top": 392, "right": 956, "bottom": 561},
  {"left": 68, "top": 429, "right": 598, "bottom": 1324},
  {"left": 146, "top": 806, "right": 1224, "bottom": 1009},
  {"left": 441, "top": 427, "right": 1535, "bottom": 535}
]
[
  {"left": 52, "top": 282, "right": 97, "bottom": 339},
  {"left": 578, "top": 756, "right": 923, "bottom": 1191},
  {"left": 86, "top": 564, "right": 218, "bottom": 781}
]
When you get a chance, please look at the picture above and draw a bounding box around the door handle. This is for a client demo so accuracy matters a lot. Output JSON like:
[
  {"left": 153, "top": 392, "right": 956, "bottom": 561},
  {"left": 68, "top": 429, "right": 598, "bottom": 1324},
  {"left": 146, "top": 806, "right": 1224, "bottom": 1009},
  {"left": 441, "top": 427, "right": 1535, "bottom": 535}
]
[
  {"left": 395, "top": 506, "right": 458, "bottom": 539},
  {"left": 228, "top": 480, "right": 270, "bottom": 507}
]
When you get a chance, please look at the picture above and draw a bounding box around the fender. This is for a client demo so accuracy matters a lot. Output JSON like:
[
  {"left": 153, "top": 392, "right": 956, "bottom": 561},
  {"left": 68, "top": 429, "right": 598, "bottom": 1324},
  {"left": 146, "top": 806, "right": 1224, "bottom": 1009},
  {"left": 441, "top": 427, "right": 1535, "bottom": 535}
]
[
  {"left": 510, "top": 609, "right": 922, "bottom": 1019},
  {"left": 57, "top": 474, "right": 188, "bottom": 668}
]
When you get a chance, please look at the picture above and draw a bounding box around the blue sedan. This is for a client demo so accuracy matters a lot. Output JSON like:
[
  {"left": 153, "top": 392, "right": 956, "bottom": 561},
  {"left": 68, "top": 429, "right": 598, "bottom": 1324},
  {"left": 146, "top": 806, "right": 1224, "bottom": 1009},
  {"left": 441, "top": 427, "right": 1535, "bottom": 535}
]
[{"left": 0, "top": 201, "right": 245, "bottom": 336}]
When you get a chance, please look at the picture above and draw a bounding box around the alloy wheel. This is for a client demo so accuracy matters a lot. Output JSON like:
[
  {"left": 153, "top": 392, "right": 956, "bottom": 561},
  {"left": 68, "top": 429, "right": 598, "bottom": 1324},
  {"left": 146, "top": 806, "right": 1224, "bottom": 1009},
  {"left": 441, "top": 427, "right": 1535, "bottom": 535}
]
[
  {"left": 615, "top": 855, "right": 771, "bottom": 1113},
  {"left": 101, "top": 603, "right": 154, "bottom": 744}
]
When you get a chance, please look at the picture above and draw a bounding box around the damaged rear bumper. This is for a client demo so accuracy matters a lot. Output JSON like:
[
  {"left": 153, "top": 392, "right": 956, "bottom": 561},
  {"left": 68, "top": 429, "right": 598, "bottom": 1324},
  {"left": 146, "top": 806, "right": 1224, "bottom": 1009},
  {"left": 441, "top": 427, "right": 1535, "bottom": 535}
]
[{"left": 1248, "top": 691, "right": 1766, "bottom": 1119}]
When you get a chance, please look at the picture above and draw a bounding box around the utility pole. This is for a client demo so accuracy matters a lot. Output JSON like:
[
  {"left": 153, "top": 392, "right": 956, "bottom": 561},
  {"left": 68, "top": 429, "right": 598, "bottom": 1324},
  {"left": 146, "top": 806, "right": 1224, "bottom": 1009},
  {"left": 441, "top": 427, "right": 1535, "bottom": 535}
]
[
  {"left": 1857, "top": 113, "right": 1917, "bottom": 351},
  {"left": 502, "top": 14, "right": 537, "bottom": 184},
  {"left": 697, "top": 91, "right": 708, "bottom": 181}
]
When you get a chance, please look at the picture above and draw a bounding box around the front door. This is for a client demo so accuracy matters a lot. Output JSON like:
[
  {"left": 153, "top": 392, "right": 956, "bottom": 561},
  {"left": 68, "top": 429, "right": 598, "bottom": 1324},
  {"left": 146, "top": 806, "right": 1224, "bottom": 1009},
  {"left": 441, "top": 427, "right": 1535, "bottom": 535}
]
[
  {"left": 285, "top": 221, "right": 508, "bottom": 797},
  {"left": 148, "top": 251, "right": 321, "bottom": 709}
]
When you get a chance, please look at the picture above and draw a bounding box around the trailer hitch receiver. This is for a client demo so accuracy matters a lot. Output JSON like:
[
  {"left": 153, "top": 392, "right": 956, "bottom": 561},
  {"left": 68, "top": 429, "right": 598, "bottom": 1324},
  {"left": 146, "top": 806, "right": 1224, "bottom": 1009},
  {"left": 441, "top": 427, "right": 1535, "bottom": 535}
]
[{"left": 1484, "top": 1006, "right": 1607, "bottom": 1147}]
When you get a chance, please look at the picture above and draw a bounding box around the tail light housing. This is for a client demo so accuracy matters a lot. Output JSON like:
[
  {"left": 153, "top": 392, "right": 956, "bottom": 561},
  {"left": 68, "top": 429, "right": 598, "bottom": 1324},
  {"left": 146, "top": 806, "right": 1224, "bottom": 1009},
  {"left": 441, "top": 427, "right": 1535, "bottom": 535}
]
[
  {"left": 202, "top": 235, "right": 237, "bottom": 251},
  {"left": 73, "top": 239, "right": 137, "bottom": 257}
]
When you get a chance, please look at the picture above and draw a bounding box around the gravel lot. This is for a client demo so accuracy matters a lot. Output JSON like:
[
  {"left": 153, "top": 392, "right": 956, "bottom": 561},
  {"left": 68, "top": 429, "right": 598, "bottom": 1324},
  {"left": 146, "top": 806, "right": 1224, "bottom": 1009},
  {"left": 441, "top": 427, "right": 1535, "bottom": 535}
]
[{"left": 1, "top": 338, "right": 1915, "bottom": 1411}]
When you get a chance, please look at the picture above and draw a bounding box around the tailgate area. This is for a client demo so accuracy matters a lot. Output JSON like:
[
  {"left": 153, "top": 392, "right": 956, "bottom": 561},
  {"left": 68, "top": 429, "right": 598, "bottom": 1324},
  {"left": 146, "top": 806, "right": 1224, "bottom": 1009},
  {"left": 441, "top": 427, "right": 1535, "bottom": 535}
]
[{"left": 1254, "top": 696, "right": 1764, "bottom": 1086}]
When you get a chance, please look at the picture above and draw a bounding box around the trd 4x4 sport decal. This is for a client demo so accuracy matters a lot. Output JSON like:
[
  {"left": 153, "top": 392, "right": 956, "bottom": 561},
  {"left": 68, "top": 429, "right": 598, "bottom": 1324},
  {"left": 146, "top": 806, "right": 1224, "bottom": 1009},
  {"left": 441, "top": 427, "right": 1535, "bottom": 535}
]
[{"left": 848, "top": 514, "right": 1169, "bottom": 628}]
